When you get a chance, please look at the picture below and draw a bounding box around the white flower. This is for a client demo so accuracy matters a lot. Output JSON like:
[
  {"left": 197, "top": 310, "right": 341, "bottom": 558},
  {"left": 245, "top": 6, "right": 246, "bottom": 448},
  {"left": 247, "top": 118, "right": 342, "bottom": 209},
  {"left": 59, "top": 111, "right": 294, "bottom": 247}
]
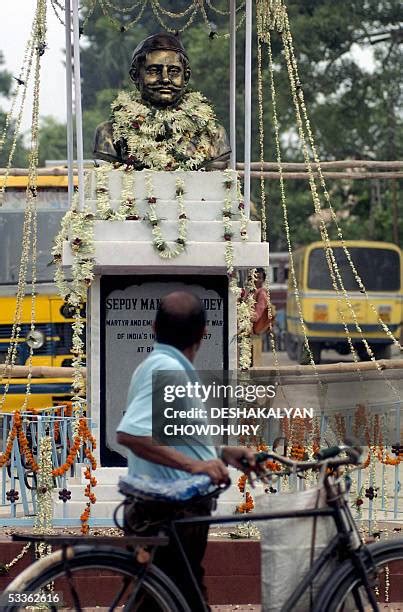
[{"left": 111, "top": 90, "right": 219, "bottom": 170}]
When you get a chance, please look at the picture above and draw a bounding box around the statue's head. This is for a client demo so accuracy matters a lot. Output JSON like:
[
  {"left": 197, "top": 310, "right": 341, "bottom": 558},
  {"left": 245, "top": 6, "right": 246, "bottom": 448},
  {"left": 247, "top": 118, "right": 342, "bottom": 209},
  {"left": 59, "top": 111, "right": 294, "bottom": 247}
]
[{"left": 129, "top": 33, "right": 191, "bottom": 108}]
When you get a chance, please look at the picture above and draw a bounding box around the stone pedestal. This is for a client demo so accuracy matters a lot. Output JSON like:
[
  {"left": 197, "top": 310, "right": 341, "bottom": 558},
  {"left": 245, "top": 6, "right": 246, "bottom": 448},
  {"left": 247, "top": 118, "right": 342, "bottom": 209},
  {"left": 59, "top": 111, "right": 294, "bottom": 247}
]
[{"left": 62, "top": 169, "right": 269, "bottom": 466}]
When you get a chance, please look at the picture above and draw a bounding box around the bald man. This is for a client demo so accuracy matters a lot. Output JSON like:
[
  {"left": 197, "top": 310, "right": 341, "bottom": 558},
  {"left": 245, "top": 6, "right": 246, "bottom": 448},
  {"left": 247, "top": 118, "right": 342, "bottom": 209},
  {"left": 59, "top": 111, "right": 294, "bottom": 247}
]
[{"left": 117, "top": 291, "right": 256, "bottom": 610}]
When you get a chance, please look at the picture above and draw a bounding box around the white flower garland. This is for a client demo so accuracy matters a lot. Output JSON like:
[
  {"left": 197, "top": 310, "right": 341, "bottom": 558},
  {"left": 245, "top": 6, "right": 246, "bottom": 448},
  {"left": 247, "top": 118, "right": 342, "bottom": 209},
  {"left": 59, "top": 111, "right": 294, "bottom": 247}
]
[
  {"left": 94, "top": 164, "right": 140, "bottom": 221},
  {"left": 120, "top": 166, "right": 140, "bottom": 219},
  {"left": 237, "top": 176, "right": 249, "bottom": 241},
  {"left": 34, "top": 435, "right": 54, "bottom": 561},
  {"left": 221, "top": 169, "right": 254, "bottom": 370},
  {"left": 145, "top": 172, "right": 188, "bottom": 259},
  {"left": 111, "top": 89, "right": 219, "bottom": 170},
  {"left": 54, "top": 168, "right": 255, "bottom": 372}
]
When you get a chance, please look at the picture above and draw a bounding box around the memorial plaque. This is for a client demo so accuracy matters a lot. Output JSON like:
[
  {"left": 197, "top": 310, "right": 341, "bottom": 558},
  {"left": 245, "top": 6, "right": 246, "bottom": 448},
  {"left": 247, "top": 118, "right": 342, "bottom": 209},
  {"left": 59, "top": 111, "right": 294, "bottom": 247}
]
[{"left": 100, "top": 275, "right": 228, "bottom": 465}]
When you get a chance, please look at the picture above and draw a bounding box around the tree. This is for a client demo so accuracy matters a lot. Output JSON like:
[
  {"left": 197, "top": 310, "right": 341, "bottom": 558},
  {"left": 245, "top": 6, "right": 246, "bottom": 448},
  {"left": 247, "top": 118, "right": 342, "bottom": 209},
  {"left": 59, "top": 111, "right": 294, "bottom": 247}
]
[
  {"left": 42, "top": 1, "right": 403, "bottom": 246},
  {"left": 38, "top": 117, "right": 68, "bottom": 165},
  {"left": 0, "top": 50, "right": 27, "bottom": 167}
]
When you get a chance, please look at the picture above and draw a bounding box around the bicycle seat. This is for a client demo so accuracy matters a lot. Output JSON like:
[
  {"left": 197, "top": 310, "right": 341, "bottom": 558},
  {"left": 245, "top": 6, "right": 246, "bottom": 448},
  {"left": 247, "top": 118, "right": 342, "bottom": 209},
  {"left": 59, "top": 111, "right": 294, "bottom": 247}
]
[{"left": 118, "top": 473, "right": 214, "bottom": 503}]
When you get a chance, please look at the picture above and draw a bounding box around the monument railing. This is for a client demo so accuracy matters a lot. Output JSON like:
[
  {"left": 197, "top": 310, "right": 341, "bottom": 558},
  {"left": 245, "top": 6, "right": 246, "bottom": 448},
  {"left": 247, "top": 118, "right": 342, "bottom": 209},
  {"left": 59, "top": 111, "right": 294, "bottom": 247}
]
[
  {"left": 0, "top": 406, "right": 94, "bottom": 526},
  {"left": 1, "top": 361, "right": 402, "bottom": 527}
]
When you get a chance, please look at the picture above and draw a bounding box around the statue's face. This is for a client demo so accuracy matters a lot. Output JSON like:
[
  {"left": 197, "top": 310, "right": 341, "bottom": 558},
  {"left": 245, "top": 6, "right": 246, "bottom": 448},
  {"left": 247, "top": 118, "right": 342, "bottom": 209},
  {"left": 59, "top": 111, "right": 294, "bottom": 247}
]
[{"left": 137, "top": 50, "right": 188, "bottom": 107}]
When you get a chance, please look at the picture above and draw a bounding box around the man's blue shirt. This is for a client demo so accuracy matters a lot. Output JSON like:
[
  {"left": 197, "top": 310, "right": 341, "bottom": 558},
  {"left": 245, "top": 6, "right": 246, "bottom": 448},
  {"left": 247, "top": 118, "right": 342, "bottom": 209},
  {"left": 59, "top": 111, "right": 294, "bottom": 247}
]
[{"left": 117, "top": 342, "right": 217, "bottom": 481}]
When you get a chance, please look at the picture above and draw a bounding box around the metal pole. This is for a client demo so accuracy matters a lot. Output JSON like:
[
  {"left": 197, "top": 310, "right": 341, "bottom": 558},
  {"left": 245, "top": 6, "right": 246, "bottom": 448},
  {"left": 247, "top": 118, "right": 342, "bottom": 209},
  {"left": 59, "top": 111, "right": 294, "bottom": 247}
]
[
  {"left": 229, "top": 0, "right": 237, "bottom": 169},
  {"left": 64, "top": 0, "right": 74, "bottom": 205},
  {"left": 71, "top": 0, "right": 85, "bottom": 211},
  {"left": 244, "top": 0, "right": 252, "bottom": 215}
]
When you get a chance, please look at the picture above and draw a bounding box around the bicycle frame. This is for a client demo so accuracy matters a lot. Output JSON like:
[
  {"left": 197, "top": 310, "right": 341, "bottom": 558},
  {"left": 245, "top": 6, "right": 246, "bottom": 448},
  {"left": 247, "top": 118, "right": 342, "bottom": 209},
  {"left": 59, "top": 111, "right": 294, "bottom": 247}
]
[
  {"left": 9, "top": 458, "right": 381, "bottom": 612},
  {"left": 168, "top": 482, "right": 380, "bottom": 612}
]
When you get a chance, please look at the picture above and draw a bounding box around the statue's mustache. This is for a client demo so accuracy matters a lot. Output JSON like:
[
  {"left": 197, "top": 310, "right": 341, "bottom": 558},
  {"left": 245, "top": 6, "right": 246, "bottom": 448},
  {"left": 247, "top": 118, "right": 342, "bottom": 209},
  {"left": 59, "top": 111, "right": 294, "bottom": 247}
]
[{"left": 146, "top": 83, "right": 182, "bottom": 91}]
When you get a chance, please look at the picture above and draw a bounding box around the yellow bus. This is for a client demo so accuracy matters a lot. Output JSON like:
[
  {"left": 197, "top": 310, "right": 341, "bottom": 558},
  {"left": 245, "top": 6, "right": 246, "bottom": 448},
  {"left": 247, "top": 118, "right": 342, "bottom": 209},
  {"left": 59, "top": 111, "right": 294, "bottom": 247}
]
[
  {"left": 0, "top": 170, "right": 80, "bottom": 412},
  {"left": 285, "top": 241, "right": 402, "bottom": 364}
]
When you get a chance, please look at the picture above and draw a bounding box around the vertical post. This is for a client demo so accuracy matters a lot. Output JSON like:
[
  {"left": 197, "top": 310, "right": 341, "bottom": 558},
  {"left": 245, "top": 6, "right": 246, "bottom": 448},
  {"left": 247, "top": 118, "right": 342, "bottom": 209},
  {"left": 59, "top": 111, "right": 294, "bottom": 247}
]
[
  {"left": 394, "top": 402, "right": 401, "bottom": 519},
  {"left": 229, "top": 0, "right": 237, "bottom": 169},
  {"left": 64, "top": 0, "right": 75, "bottom": 205},
  {"left": 392, "top": 179, "right": 399, "bottom": 245},
  {"left": 244, "top": 0, "right": 252, "bottom": 216},
  {"left": 71, "top": 0, "right": 85, "bottom": 211}
]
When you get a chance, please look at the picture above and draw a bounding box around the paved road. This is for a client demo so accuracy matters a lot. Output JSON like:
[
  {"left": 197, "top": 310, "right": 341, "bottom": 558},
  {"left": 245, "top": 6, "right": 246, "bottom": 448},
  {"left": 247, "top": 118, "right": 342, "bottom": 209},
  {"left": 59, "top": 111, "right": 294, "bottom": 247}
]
[{"left": 261, "top": 347, "right": 403, "bottom": 367}]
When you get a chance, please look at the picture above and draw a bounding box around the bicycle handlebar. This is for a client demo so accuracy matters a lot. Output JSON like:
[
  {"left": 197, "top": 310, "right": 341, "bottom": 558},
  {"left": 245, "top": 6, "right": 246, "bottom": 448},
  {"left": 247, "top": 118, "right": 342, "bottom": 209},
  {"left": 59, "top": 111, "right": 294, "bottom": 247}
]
[{"left": 242, "top": 443, "right": 362, "bottom": 474}]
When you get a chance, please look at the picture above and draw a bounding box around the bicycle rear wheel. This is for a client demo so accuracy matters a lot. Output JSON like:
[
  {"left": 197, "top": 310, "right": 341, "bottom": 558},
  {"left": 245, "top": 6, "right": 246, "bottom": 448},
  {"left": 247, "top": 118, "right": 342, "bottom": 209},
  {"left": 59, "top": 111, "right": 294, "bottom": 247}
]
[
  {"left": 2, "top": 545, "right": 191, "bottom": 612},
  {"left": 313, "top": 538, "right": 403, "bottom": 611}
]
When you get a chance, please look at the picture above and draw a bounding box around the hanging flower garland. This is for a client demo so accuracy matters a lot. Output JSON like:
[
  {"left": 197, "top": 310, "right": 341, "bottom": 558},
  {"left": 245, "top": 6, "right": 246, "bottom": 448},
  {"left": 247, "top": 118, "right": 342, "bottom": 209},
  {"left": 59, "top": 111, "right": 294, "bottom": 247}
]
[
  {"left": 1, "top": 412, "right": 97, "bottom": 534},
  {"left": 120, "top": 166, "right": 140, "bottom": 219},
  {"left": 238, "top": 270, "right": 258, "bottom": 371},
  {"left": 94, "top": 164, "right": 140, "bottom": 220},
  {"left": 221, "top": 169, "right": 254, "bottom": 370},
  {"left": 0, "top": 411, "right": 39, "bottom": 472},
  {"left": 54, "top": 166, "right": 255, "bottom": 381},
  {"left": 145, "top": 172, "right": 188, "bottom": 258},
  {"left": 111, "top": 89, "right": 219, "bottom": 171},
  {"left": 33, "top": 435, "right": 54, "bottom": 564}
]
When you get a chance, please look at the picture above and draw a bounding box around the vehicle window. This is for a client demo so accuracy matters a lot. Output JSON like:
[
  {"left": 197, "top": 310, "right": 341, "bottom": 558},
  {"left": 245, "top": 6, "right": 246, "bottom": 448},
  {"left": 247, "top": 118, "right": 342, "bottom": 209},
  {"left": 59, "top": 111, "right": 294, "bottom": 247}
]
[
  {"left": 308, "top": 247, "right": 401, "bottom": 291},
  {"left": 0, "top": 190, "right": 69, "bottom": 284}
]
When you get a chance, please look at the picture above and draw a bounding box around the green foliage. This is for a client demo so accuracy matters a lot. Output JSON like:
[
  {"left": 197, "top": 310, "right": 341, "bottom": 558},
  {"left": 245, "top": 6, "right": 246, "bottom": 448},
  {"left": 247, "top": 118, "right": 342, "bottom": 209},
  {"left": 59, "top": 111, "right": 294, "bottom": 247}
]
[
  {"left": 38, "top": 117, "right": 68, "bottom": 165},
  {"left": 0, "top": 50, "right": 27, "bottom": 167},
  {"left": 40, "top": 1, "right": 403, "bottom": 247}
]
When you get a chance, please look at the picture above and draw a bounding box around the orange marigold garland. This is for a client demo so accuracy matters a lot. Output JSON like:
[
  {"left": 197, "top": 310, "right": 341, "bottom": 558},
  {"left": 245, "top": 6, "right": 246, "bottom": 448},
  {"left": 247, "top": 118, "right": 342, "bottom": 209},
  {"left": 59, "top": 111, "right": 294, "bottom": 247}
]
[
  {"left": 238, "top": 474, "right": 247, "bottom": 493},
  {"left": 1, "top": 412, "right": 97, "bottom": 534},
  {"left": 80, "top": 504, "right": 91, "bottom": 535},
  {"left": 17, "top": 426, "right": 39, "bottom": 473},
  {"left": 80, "top": 419, "right": 97, "bottom": 534},
  {"left": 236, "top": 491, "right": 254, "bottom": 514},
  {"left": 0, "top": 420, "right": 17, "bottom": 468},
  {"left": 265, "top": 460, "right": 281, "bottom": 472},
  {"left": 0, "top": 412, "right": 39, "bottom": 472}
]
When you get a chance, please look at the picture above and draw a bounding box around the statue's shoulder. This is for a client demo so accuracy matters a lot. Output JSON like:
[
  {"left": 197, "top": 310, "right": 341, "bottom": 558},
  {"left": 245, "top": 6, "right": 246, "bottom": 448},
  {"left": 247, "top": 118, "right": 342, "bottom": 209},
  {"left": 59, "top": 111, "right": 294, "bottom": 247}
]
[
  {"left": 211, "top": 124, "right": 230, "bottom": 163},
  {"left": 93, "top": 120, "right": 119, "bottom": 163},
  {"left": 94, "top": 119, "right": 130, "bottom": 164}
]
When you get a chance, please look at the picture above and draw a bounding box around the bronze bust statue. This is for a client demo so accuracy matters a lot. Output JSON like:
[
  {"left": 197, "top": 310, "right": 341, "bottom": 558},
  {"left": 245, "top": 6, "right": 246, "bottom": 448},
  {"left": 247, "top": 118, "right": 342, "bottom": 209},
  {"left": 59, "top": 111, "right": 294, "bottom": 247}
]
[{"left": 93, "top": 33, "right": 229, "bottom": 169}]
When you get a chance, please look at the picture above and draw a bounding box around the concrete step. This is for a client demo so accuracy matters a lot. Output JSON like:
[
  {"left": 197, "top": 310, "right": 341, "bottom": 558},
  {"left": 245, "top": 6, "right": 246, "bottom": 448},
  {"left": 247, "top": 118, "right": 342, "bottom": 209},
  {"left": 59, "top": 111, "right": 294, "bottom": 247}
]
[
  {"left": 86, "top": 169, "right": 239, "bottom": 204},
  {"left": 86, "top": 199, "right": 242, "bottom": 220},
  {"left": 79, "top": 466, "right": 127, "bottom": 485},
  {"left": 51, "top": 495, "right": 237, "bottom": 521},
  {"left": 53, "top": 498, "right": 124, "bottom": 521},
  {"left": 92, "top": 220, "right": 260, "bottom": 243},
  {"left": 63, "top": 240, "right": 270, "bottom": 269},
  {"left": 53, "top": 483, "right": 121, "bottom": 503}
]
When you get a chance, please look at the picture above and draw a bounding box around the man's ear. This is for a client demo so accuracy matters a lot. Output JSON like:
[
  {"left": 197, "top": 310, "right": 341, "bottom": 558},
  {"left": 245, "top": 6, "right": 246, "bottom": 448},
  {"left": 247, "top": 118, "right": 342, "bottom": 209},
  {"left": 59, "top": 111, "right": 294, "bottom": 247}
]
[
  {"left": 129, "top": 67, "right": 138, "bottom": 85},
  {"left": 184, "top": 67, "right": 191, "bottom": 85}
]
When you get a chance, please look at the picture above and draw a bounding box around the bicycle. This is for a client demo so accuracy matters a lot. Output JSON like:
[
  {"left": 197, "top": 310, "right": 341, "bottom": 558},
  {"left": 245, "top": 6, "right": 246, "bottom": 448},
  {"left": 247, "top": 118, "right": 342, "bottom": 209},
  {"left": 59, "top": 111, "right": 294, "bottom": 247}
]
[{"left": 2, "top": 444, "right": 403, "bottom": 611}]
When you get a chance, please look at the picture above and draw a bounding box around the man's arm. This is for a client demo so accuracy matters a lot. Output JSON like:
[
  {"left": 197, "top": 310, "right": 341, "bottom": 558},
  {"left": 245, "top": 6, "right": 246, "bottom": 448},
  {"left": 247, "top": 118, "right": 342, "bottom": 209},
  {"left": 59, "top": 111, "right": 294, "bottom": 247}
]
[
  {"left": 252, "top": 288, "right": 268, "bottom": 322},
  {"left": 220, "top": 446, "right": 258, "bottom": 474},
  {"left": 117, "top": 432, "right": 229, "bottom": 484}
]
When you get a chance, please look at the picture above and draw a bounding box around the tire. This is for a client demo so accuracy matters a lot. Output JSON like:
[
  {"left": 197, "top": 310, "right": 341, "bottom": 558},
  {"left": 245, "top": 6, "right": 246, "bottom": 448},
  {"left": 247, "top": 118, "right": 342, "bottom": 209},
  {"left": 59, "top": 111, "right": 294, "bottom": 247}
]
[
  {"left": 372, "top": 344, "right": 392, "bottom": 360},
  {"left": 313, "top": 538, "right": 403, "bottom": 611},
  {"left": 298, "top": 341, "right": 321, "bottom": 365},
  {"left": 357, "top": 344, "right": 392, "bottom": 361},
  {"left": 2, "top": 545, "right": 191, "bottom": 612}
]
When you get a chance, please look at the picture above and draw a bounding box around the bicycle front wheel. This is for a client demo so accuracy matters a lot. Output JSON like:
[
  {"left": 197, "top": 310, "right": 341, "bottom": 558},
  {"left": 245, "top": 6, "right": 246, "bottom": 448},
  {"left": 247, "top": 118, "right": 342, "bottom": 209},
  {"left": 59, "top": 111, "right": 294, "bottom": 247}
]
[
  {"left": 314, "top": 538, "right": 403, "bottom": 611},
  {"left": 2, "top": 545, "right": 191, "bottom": 612}
]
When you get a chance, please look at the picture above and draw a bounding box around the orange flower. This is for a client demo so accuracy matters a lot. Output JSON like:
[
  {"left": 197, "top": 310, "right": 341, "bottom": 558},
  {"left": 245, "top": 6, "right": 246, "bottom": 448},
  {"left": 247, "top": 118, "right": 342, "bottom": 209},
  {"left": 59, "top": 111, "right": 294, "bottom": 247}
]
[
  {"left": 236, "top": 492, "right": 255, "bottom": 514},
  {"left": 290, "top": 444, "right": 305, "bottom": 461},
  {"left": 265, "top": 460, "right": 281, "bottom": 472},
  {"left": 238, "top": 474, "right": 247, "bottom": 493}
]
